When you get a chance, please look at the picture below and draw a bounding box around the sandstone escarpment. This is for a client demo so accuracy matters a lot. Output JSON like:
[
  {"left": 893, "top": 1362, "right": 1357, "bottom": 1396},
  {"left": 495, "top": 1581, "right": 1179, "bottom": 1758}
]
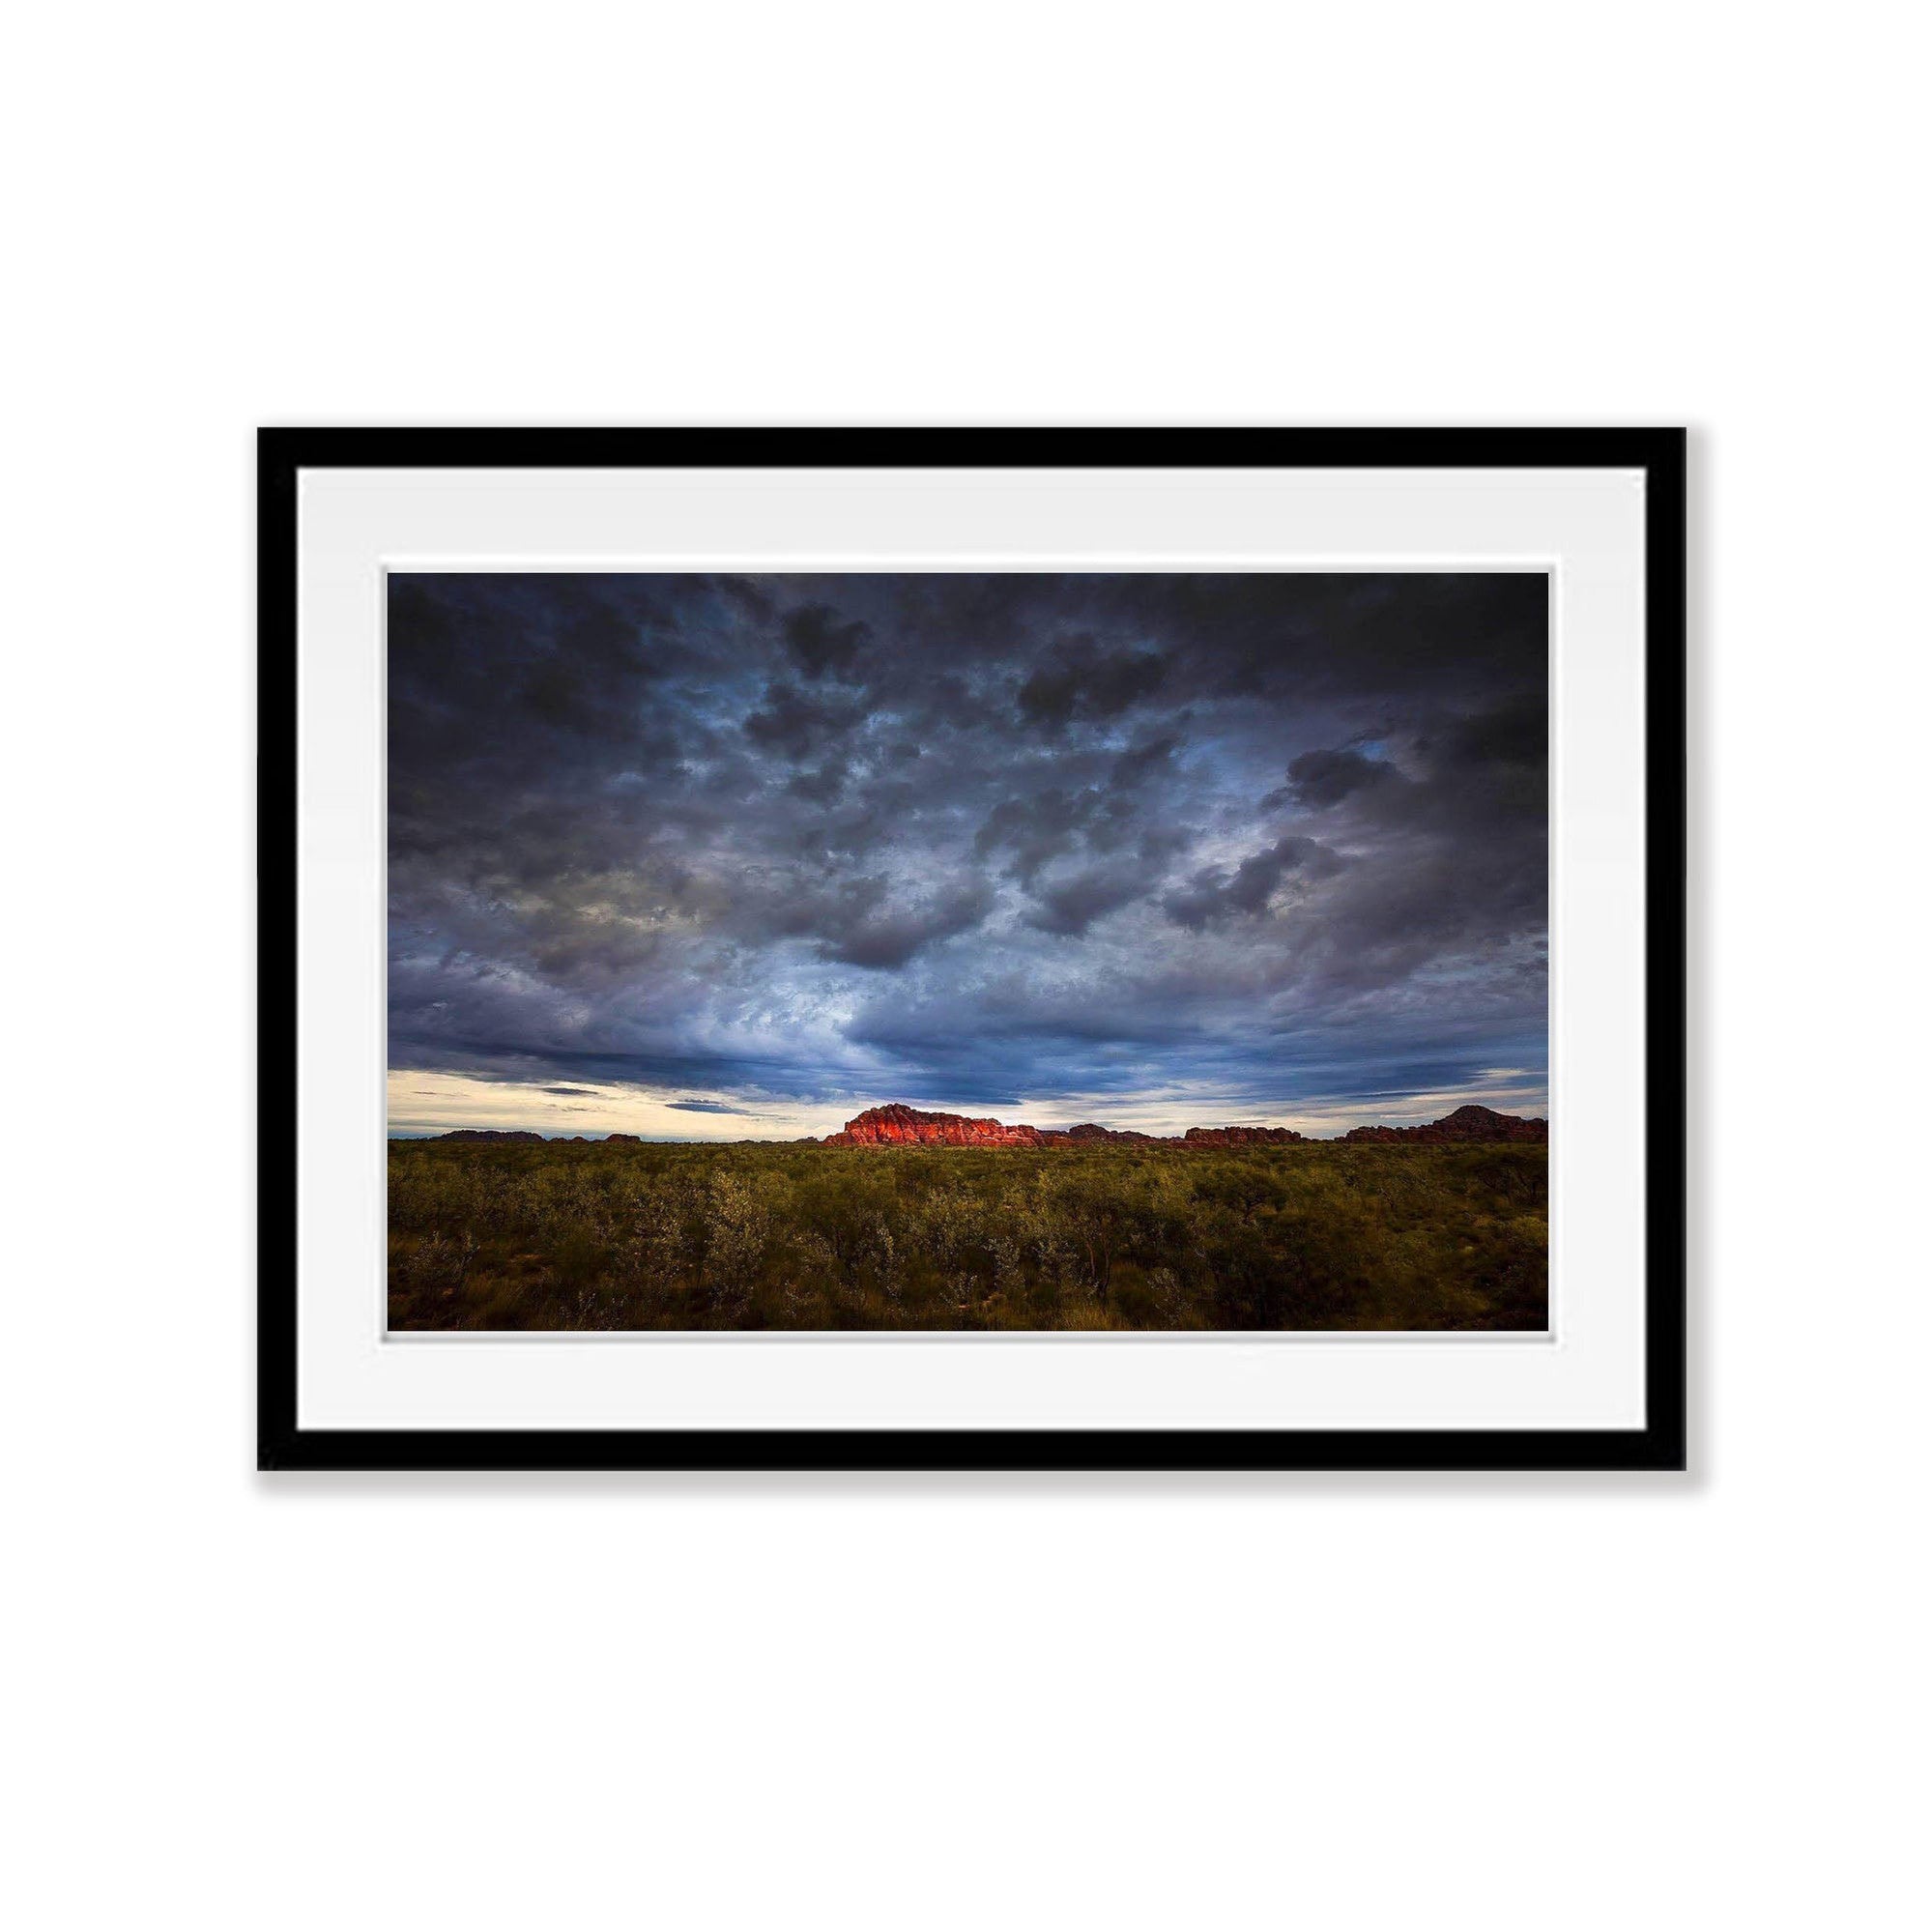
[
  {"left": 1341, "top": 1105, "right": 1547, "bottom": 1144},
  {"left": 825, "top": 1104, "right": 1061, "bottom": 1147}
]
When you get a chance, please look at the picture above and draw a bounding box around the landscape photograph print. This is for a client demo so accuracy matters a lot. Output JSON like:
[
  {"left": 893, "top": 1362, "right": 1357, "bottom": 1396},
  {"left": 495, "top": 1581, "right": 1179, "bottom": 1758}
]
[{"left": 388, "top": 570, "right": 1549, "bottom": 1334}]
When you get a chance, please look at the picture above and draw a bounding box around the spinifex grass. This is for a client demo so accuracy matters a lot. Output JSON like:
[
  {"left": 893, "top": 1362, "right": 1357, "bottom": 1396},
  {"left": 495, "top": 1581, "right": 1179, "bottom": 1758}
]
[{"left": 388, "top": 1139, "right": 1547, "bottom": 1333}]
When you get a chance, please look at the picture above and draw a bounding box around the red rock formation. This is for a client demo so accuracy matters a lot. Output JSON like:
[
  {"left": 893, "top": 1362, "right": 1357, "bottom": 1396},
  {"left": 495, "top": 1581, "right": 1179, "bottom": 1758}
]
[
  {"left": 826, "top": 1104, "right": 1059, "bottom": 1147},
  {"left": 1341, "top": 1105, "right": 1547, "bottom": 1145},
  {"left": 822, "top": 1105, "right": 1165, "bottom": 1146},
  {"left": 1182, "top": 1125, "right": 1308, "bottom": 1145}
]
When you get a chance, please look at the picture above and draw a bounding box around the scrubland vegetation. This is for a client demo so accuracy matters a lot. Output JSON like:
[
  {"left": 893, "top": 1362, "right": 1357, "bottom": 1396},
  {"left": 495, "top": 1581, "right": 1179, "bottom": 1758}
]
[{"left": 388, "top": 1139, "right": 1546, "bottom": 1332}]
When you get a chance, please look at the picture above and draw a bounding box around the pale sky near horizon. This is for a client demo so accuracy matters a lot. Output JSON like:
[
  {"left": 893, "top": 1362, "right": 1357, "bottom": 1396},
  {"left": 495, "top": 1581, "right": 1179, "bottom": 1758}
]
[{"left": 388, "top": 572, "right": 1548, "bottom": 1139}]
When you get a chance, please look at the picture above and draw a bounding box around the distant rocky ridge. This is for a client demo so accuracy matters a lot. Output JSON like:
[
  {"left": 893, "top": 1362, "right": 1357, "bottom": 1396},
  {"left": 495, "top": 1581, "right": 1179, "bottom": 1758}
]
[
  {"left": 1340, "top": 1105, "right": 1547, "bottom": 1145},
  {"left": 808, "top": 1102, "right": 1544, "bottom": 1148},
  {"left": 426, "top": 1104, "right": 1546, "bottom": 1147}
]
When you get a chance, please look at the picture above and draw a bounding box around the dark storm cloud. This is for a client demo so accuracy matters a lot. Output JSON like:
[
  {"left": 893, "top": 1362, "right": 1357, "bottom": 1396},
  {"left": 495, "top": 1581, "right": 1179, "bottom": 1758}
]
[
  {"left": 974, "top": 789, "right": 1102, "bottom": 885},
  {"left": 1024, "top": 860, "right": 1160, "bottom": 937},
  {"left": 1280, "top": 746, "right": 1399, "bottom": 810},
  {"left": 791, "top": 876, "right": 996, "bottom": 970},
  {"left": 389, "top": 572, "right": 1548, "bottom": 1123},
  {"left": 1110, "top": 732, "right": 1181, "bottom": 789},
  {"left": 783, "top": 602, "right": 872, "bottom": 679},
  {"left": 667, "top": 1099, "right": 748, "bottom": 1115},
  {"left": 1017, "top": 637, "right": 1169, "bottom": 731},
  {"left": 1162, "top": 835, "right": 1344, "bottom": 931},
  {"left": 743, "top": 681, "right": 869, "bottom": 760}
]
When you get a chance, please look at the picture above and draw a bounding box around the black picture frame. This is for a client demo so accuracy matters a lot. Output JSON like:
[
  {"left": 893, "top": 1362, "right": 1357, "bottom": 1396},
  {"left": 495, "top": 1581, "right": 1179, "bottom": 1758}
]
[{"left": 259, "top": 427, "right": 1686, "bottom": 1473}]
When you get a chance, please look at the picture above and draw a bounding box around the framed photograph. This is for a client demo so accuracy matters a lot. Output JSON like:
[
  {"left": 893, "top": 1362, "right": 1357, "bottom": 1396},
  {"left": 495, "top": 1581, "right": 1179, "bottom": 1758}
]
[{"left": 261, "top": 428, "right": 1685, "bottom": 1471}]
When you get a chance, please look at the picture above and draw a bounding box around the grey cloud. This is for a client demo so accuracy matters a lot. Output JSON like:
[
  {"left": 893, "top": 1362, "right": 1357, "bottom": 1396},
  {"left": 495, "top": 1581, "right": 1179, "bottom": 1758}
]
[
  {"left": 1430, "top": 691, "right": 1546, "bottom": 770},
  {"left": 974, "top": 788, "right": 1099, "bottom": 884},
  {"left": 1017, "top": 638, "right": 1169, "bottom": 731},
  {"left": 785, "top": 763, "right": 848, "bottom": 805},
  {"left": 743, "top": 681, "right": 867, "bottom": 761},
  {"left": 1024, "top": 861, "right": 1156, "bottom": 937},
  {"left": 819, "top": 879, "right": 995, "bottom": 968},
  {"left": 1163, "top": 836, "right": 1343, "bottom": 931},
  {"left": 1110, "top": 732, "right": 1181, "bottom": 789},
  {"left": 784, "top": 602, "right": 871, "bottom": 679},
  {"left": 1283, "top": 746, "right": 1401, "bottom": 809}
]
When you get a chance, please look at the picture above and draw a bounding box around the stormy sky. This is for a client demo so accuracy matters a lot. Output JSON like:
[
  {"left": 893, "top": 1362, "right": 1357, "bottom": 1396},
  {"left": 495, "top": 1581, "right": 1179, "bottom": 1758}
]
[{"left": 388, "top": 573, "right": 1547, "bottom": 1139}]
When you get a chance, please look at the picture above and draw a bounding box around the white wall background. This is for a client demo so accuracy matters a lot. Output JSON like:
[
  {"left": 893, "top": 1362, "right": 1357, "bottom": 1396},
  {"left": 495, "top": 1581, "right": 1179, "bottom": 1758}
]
[{"left": 5, "top": 5, "right": 1925, "bottom": 1928}]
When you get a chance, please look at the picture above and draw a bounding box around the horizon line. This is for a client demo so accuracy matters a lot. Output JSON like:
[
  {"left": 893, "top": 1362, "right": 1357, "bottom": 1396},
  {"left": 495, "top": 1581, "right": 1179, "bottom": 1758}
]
[{"left": 389, "top": 1098, "right": 1549, "bottom": 1145}]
